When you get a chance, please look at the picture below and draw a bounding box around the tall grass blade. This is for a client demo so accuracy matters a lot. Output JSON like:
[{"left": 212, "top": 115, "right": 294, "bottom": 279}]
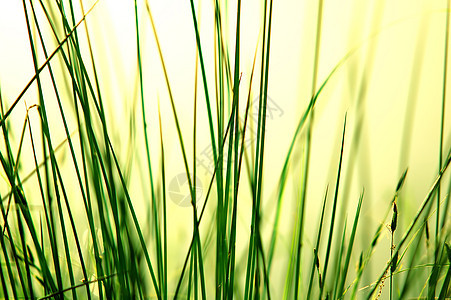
[{"left": 319, "top": 114, "right": 347, "bottom": 299}]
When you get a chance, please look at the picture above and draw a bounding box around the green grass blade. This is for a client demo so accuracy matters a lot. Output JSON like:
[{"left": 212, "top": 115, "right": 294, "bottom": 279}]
[
  {"left": 158, "top": 102, "right": 168, "bottom": 300},
  {"left": 319, "top": 114, "right": 347, "bottom": 299},
  {"left": 437, "top": 0, "right": 450, "bottom": 241},
  {"left": 367, "top": 147, "right": 451, "bottom": 299},
  {"left": 336, "top": 190, "right": 364, "bottom": 299},
  {"left": 306, "top": 186, "right": 329, "bottom": 298},
  {"left": 438, "top": 243, "right": 451, "bottom": 300}
]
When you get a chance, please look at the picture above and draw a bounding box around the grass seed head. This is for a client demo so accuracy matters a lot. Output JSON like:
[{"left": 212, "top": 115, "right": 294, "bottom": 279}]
[{"left": 391, "top": 202, "right": 398, "bottom": 233}]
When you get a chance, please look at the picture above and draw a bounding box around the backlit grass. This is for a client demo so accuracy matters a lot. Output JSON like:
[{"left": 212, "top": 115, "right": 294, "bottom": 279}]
[{"left": 0, "top": 0, "right": 450, "bottom": 299}]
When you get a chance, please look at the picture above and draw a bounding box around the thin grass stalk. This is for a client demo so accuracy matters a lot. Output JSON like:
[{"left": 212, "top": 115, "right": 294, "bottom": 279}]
[
  {"left": 103, "top": 125, "right": 161, "bottom": 297},
  {"left": 226, "top": 84, "right": 250, "bottom": 300},
  {"left": 187, "top": 248, "right": 194, "bottom": 299},
  {"left": 332, "top": 218, "right": 348, "bottom": 299},
  {"left": 227, "top": 19, "right": 261, "bottom": 300},
  {"left": 38, "top": 273, "right": 118, "bottom": 300},
  {"left": 55, "top": 2, "right": 161, "bottom": 295},
  {"left": 319, "top": 115, "right": 347, "bottom": 299},
  {"left": 194, "top": 63, "right": 199, "bottom": 300},
  {"left": 27, "top": 4, "right": 90, "bottom": 299},
  {"left": 348, "top": 170, "right": 406, "bottom": 298},
  {"left": 158, "top": 102, "right": 168, "bottom": 300},
  {"left": 193, "top": 17, "right": 200, "bottom": 299},
  {"left": 336, "top": 191, "right": 364, "bottom": 299},
  {"left": 187, "top": 0, "right": 219, "bottom": 181},
  {"left": 52, "top": 157, "right": 85, "bottom": 299},
  {"left": 0, "top": 1, "right": 96, "bottom": 129},
  {"left": 2, "top": 111, "right": 29, "bottom": 241},
  {"left": 21, "top": 111, "right": 56, "bottom": 297},
  {"left": 66, "top": 26, "right": 121, "bottom": 294},
  {"left": 306, "top": 186, "right": 329, "bottom": 298},
  {"left": 23, "top": 9, "right": 109, "bottom": 296},
  {"left": 257, "top": 225, "right": 271, "bottom": 299},
  {"left": 266, "top": 32, "right": 369, "bottom": 275},
  {"left": 293, "top": 1, "right": 324, "bottom": 296},
  {"left": 34, "top": 2, "right": 105, "bottom": 296},
  {"left": 0, "top": 199, "right": 24, "bottom": 298},
  {"left": 28, "top": 4, "right": 95, "bottom": 298},
  {"left": 389, "top": 190, "right": 438, "bottom": 299},
  {"left": 58, "top": 28, "right": 152, "bottom": 295},
  {"left": 0, "top": 208, "right": 15, "bottom": 299},
  {"left": 134, "top": 2, "right": 164, "bottom": 298},
  {"left": 1, "top": 6, "right": 99, "bottom": 294},
  {"left": 367, "top": 147, "right": 451, "bottom": 299},
  {"left": 0, "top": 90, "right": 14, "bottom": 300},
  {"left": 8, "top": 111, "right": 32, "bottom": 299},
  {"left": 149, "top": 2, "right": 240, "bottom": 295},
  {"left": 438, "top": 243, "right": 451, "bottom": 299},
  {"left": 222, "top": 123, "right": 234, "bottom": 299},
  {"left": 70, "top": 63, "right": 106, "bottom": 299},
  {"left": 173, "top": 89, "right": 243, "bottom": 298},
  {"left": 0, "top": 130, "right": 58, "bottom": 296},
  {"left": 390, "top": 201, "right": 398, "bottom": 300},
  {"left": 428, "top": 242, "right": 447, "bottom": 300},
  {"left": 438, "top": 0, "right": 450, "bottom": 241},
  {"left": 398, "top": 222, "right": 428, "bottom": 298},
  {"left": 244, "top": 0, "right": 273, "bottom": 297},
  {"left": 22, "top": 1, "right": 68, "bottom": 296},
  {"left": 220, "top": 81, "right": 236, "bottom": 299},
  {"left": 212, "top": 2, "right": 226, "bottom": 297},
  {"left": 337, "top": 5, "right": 385, "bottom": 289},
  {"left": 146, "top": 3, "right": 206, "bottom": 298},
  {"left": 80, "top": 0, "right": 133, "bottom": 293},
  {"left": 221, "top": 1, "right": 241, "bottom": 299},
  {"left": 83, "top": 113, "right": 121, "bottom": 297}
]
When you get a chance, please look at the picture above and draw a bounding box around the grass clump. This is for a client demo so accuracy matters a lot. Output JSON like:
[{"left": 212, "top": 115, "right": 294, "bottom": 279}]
[{"left": 0, "top": 0, "right": 451, "bottom": 299}]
